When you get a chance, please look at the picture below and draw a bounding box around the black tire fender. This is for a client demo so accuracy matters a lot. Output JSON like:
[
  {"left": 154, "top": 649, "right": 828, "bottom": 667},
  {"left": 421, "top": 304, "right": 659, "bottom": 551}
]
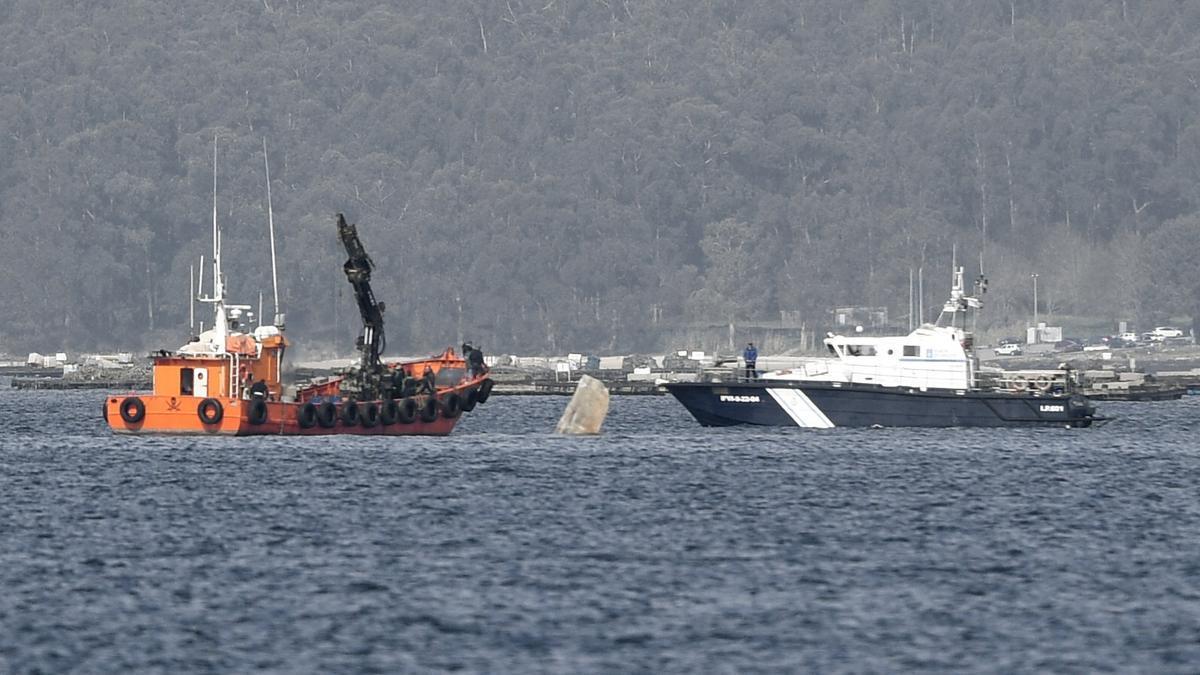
[
  {"left": 247, "top": 398, "right": 269, "bottom": 425},
  {"left": 316, "top": 401, "right": 337, "bottom": 428},
  {"left": 461, "top": 388, "right": 478, "bottom": 412},
  {"left": 396, "top": 398, "right": 417, "bottom": 424},
  {"left": 361, "top": 402, "right": 379, "bottom": 428},
  {"left": 198, "top": 398, "right": 223, "bottom": 425},
  {"left": 298, "top": 402, "right": 318, "bottom": 429},
  {"left": 379, "top": 399, "right": 399, "bottom": 426},
  {"left": 119, "top": 396, "right": 145, "bottom": 424},
  {"left": 340, "top": 399, "right": 360, "bottom": 426},
  {"left": 477, "top": 378, "right": 494, "bottom": 403},
  {"left": 441, "top": 392, "right": 462, "bottom": 419},
  {"left": 418, "top": 397, "right": 439, "bottom": 423}
]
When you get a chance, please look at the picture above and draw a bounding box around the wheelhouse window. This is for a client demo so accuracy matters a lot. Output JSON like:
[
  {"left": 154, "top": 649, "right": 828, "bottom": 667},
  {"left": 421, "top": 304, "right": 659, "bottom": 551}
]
[
  {"left": 180, "top": 367, "right": 194, "bottom": 395},
  {"left": 436, "top": 367, "right": 467, "bottom": 386},
  {"left": 845, "top": 345, "right": 876, "bottom": 357},
  {"left": 902, "top": 345, "right": 920, "bottom": 357}
]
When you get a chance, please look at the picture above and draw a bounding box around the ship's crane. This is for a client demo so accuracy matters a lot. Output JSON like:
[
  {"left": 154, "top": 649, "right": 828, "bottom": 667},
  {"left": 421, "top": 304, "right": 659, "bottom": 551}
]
[{"left": 336, "top": 213, "right": 389, "bottom": 400}]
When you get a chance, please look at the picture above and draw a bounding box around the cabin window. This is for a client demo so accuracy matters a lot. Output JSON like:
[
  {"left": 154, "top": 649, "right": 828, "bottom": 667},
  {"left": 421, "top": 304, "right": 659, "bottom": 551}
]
[
  {"left": 827, "top": 344, "right": 838, "bottom": 356},
  {"left": 180, "top": 368, "right": 194, "bottom": 395},
  {"left": 845, "top": 345, "right": 876, "bottom": 357},
  {"left": 902, "top": 345, "right": 920, "bottom": 357},
  {"left": 436, "top": 367, "right": 466, "bottom": 386}
]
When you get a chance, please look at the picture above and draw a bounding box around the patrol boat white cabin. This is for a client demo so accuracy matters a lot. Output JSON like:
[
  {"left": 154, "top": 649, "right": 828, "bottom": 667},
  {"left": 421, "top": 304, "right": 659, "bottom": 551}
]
[{"left": 764, "top": 267, "right": 981, "bottom": 392}]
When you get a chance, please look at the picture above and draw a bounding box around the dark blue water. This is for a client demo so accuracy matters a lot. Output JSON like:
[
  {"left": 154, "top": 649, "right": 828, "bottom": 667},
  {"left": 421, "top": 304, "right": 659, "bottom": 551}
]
[{"left": 2, "top": 389, "right": 1200, "bottom": 673}]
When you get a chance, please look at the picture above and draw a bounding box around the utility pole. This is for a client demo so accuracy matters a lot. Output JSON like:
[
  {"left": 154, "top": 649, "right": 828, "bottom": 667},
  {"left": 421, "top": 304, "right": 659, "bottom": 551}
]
[
  {"left": 1031, "top": 273, "right": 1039, "bottom": 341},
  {"left": 908, "top": 268, "right": 914, "bottom": 331},
  {"left": 918, "top": 267, "right": 924, "bottom": 325}
]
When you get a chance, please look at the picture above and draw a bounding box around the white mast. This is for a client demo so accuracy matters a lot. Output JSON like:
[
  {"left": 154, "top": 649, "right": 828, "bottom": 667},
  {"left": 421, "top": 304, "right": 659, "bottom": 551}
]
[
  {"left": 213, "top": 135, "right": 227, "bottom": 344},
  {"left": 189, "top": 263, "right": 195, "bottom": 330},
  {"left": 212, "top": 138, "right": 218, "bottom": 276},
  {"left": 197, "top": 133, "right": 229, "bottom": 350},
  {"left": 262, "top": 137, "right": 282, "bottom": 326}
]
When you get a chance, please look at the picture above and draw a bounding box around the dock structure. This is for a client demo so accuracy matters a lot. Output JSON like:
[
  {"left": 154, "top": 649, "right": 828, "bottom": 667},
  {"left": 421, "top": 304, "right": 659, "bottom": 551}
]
[
  {"left": 16, "top": 344, "right": 1200, "bottom": 399},
  {"left": 495, "top": 378, "right": 666, "bottom": 396},
  {"left": 12, "top": 377, "right": 149, "bottom": 391}
]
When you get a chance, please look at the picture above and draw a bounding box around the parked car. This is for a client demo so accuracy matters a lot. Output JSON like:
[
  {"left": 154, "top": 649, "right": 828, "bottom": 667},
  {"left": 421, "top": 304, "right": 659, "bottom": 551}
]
[
  {"left": 1119, "top": 332, "right": 1139, "bottom": 342},
  {"left": 1055, "top": 338, "right": 1083, "bottom": 352},
  {"left": 1152, "top": 326, "right": 1184, "bottom": 339},
  {"left": 994, "top": 343, "right": 1023, "bottom": 356}
]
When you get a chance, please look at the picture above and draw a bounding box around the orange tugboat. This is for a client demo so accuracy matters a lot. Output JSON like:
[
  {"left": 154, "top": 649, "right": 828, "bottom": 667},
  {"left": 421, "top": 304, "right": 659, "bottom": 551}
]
[{"left": 104, "top": 206, "right": 493, "bottom": 436}]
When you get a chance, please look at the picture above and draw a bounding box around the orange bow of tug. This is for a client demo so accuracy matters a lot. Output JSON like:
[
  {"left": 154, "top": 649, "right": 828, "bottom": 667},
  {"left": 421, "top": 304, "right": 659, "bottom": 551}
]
[{"left": 105, "top": 212, "right": 493, "bottom": 436}]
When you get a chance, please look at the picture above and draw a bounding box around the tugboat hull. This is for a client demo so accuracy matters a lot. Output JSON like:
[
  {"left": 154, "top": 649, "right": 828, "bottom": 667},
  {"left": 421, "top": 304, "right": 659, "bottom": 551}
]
[
  {"left": 664, "top": 381, "right": 1100, "bottom": 428},
  {"left": 105, "top": 381, "right": 488, "bottom": 437},
  {"left": 105, "top": 398, "right": 458, "bottom": 436}
]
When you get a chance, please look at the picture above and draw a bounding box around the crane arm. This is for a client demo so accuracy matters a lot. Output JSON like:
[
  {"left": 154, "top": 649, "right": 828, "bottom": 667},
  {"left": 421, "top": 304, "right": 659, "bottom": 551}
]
[{"left": 336, "top": 213, "right": 386, "bottom": 392}]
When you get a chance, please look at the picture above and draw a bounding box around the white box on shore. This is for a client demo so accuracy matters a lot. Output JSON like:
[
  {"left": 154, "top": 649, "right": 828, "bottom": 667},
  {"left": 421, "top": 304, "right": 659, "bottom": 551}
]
[{"left": 598, "top": 356, "right": 625, "bottom": 370}]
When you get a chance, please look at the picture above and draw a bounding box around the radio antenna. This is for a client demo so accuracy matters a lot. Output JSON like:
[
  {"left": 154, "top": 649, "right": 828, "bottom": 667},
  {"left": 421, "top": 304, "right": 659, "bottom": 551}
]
[{"left": 263, "top": 137, "right": 282, "bottom": 326}]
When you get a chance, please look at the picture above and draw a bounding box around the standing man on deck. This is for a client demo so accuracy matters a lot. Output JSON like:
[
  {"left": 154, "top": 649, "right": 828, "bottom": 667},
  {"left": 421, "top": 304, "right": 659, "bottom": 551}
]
[
  {"left": 743, "top": 342, "right": 758, "bottom": 380},
  {"left": 467, "top": 345, "right": 487, "bottom": 379}
]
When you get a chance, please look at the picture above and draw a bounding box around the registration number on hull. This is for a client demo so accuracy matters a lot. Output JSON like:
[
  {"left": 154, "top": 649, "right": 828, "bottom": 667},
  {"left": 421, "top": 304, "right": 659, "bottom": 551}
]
[
  {"left": 1039, "top": 404, "right": 1064, "bottom": 413},
  {"left": 720, "top": 395, "right": 761, "bottom": 403}
]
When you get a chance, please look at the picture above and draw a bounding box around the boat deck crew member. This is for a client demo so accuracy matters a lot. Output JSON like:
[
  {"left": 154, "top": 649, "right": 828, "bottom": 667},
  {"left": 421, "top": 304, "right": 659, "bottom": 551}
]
[
  {"left": 467, "top": 345, "right": 487, "bottom": 378},
  {"left": 420, "top": 365, "right": 436, "bottom": 395},
  {"left": 743, "top": 342, "right": 757, "bottom": 380}
]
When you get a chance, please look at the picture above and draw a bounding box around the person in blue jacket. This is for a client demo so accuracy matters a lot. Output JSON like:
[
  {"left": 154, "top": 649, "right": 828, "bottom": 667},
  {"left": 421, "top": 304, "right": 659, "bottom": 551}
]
[{"left": 743, "top": 342, "right": 758, "bottom": 380}]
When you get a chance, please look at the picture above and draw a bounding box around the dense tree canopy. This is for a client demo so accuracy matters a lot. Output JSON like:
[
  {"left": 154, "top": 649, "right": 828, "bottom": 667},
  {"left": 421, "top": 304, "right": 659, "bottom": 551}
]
[{"left": 2, "top": 0, "right": 1199, "bottom": 355}]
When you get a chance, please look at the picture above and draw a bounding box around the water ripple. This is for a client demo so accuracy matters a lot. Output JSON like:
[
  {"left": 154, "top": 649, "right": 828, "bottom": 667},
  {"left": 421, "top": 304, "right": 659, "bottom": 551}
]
[{"left": 1, "top": 390, "right": 1200, "bottom": 672}]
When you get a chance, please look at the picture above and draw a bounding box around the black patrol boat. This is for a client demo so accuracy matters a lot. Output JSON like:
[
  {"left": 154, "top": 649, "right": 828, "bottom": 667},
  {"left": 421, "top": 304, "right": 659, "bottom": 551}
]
[{"left": 665, "top": 266, "right": 1106, "bottom": 429}]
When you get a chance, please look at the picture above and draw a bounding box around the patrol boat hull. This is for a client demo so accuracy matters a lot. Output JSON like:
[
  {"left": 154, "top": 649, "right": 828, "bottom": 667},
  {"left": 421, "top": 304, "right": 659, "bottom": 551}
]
[{"left": 664, "top": 380, "right": 1101, "bottom": 428}]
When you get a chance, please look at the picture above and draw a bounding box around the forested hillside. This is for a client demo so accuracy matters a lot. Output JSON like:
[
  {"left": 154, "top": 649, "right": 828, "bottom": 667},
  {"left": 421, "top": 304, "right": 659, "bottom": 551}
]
[{"left": 3, "top": 1, "right": 1200, "bottom": 354}]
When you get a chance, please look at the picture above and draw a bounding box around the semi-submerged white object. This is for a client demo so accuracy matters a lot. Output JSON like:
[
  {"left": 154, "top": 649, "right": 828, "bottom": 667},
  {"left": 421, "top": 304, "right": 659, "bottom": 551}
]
[{"left": 555, "top": 375, "right": 610, "bottom": 434}]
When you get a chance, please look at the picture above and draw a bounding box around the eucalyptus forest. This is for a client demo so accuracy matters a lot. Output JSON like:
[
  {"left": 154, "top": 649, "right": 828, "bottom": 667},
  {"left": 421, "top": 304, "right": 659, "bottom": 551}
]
[{"left": 3, "top": 1, "right": 1200, "bottom": 355}]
